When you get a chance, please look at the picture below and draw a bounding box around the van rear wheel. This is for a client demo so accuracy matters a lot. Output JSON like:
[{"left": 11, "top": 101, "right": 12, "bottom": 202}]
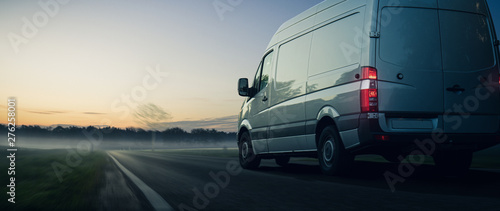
[
  {"left": 318, "top": 126, "right": 353, "bottom": 176},
  {"left": 432, "top": 150, "right": 472, "bottom": 176},
  {"left": 238, "top": 132, "right": 261, "bottom": 169}
]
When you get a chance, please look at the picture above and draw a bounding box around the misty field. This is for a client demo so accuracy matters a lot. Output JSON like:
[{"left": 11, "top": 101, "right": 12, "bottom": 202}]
[{"left": 0, "top": 147, "right": 107, "bottom": 210}]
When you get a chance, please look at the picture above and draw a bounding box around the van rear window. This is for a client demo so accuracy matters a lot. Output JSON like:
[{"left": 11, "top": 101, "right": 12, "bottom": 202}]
[
  {"left": 380, "top": 7, "right": 495, "bottom": 72},
  {"left": 440, "top": 11, "right": 495, "bottom": 72},
  {"left": 379, "top": 8, "right": 442, "bottom": 70}
]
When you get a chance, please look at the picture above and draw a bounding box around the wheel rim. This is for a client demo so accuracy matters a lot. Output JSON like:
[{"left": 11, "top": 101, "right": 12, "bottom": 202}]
[
  {"left": 323, "top": 138, "right": 334, "bottom": 167},
  {"left": 241, "top": 141, "right": 249, "bottom": 159}
]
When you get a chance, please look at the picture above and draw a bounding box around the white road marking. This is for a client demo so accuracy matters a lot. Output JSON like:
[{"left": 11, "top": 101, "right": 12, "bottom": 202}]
[{"left": 108, "top": 153, "right": 174, "bottom": 211}]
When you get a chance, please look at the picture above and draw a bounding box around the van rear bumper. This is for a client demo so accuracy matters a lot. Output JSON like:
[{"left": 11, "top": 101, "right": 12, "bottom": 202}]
[{"left": 352, "top": 113, "right": 500, "bottom": 154}]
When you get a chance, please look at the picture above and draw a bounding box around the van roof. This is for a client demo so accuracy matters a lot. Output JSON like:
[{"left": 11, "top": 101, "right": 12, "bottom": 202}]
[
  {"left": 266, "top": 0, "right": 342, "bottom": 50},
  {"left": 266, "top": 0, "right": 492, "bottom": 51}
]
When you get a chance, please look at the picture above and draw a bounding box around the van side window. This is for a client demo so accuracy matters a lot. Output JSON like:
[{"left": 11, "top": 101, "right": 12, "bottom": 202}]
[
  {"left": 274, "top": 33, "right": 311, "bottom": 103},
  {"left": 260, "top": 51, "right": 274, "bottom": 91},
  {"left": 252, "top": 63, "right": 262, "bottom": 93},
  {"left": 252, "top": 51, "right": 274, "bottom": 95}
]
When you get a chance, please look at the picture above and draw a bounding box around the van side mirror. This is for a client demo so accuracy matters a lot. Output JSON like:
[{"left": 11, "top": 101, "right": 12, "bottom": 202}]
[{"left": 238, "top": 78, "right": 250, "bottom": 96}]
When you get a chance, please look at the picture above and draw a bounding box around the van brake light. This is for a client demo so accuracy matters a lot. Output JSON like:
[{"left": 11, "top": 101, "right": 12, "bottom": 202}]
[
  {"left": 361, "top": 67, "right": 378, "bottom": 113},
  {"left": 362, "top": 66, "right": 377, "bottom": 80}
]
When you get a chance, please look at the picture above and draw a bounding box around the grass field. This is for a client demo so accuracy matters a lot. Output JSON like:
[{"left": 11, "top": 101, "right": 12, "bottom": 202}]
[{"left": 0, "top": 148, "right": 107, "bottom": 210}]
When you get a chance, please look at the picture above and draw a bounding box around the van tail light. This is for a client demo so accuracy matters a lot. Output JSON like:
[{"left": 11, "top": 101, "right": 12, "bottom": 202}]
[
  {"left": 362, "top": 66, "right": 378, "bottom": 80},
  {"left": 361, "top": 67, "right": 378, "bottom": 113}
]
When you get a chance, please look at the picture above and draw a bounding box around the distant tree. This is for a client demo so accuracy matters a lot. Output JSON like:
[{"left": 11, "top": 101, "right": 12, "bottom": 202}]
[
  {"left": 161, "top": 127, "right": 188, "bottom": 142},
  {"left": 6, "top": 123, "right": 236, "bottom": 148},
  {"left": 163, "top": 127, "right": 187, "bottom": 135}
]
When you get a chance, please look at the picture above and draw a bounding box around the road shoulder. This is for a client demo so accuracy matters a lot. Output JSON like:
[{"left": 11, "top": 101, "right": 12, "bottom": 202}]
[{"left": 97, "top": 154, "right": 154, "bottom": 211}]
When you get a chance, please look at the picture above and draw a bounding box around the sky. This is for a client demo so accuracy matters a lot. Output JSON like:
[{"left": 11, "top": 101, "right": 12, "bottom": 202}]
[
  {"left": 0, "top": 0, "right": 322, "bottom": 132},
  {"left": 0, "top": 0, "right": 499, "bottom": 132}
]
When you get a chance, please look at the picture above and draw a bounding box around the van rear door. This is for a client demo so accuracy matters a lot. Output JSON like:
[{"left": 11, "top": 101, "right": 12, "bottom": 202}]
[
  {"left": 376, "top": 2, "right": 444, "bottom": 117},
  {"left": 376, "top": 0, "right": 500, "bottom": 133},
  {"left": 438, "top": 1, "right": 500, "bottom": 133}
]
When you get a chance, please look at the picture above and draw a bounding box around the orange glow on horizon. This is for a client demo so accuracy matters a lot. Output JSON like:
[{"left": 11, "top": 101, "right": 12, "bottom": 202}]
[{"left": 0, "top": 105, "right": 238, "bottom": 132}]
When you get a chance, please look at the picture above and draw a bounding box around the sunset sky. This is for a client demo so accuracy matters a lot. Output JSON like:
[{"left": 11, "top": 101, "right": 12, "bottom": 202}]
[
  {"left": 0, "top": 0, "right": 321, "bottom": 132},
  {"left": 1, "top": 0, "right": 499, "bottom": 132}
]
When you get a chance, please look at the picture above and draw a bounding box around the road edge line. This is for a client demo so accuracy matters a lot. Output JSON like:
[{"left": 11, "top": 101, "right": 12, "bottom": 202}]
[{"left": 108, "top": 152, "right": 174, "bottom": 211}]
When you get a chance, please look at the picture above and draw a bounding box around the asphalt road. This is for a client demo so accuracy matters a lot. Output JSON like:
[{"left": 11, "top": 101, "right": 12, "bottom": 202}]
[{"left": 108, "top": 151, "right": 500, "bottom": 211}]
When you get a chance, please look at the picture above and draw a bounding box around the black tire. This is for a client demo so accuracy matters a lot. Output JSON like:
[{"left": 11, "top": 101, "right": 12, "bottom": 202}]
[
  {"left": 238, "top": 132, "right": 261, "bottom": 169},
  {"left": 275, "top": 156, "right": 290, "bottom": 167},
  {"left": 432, "top": 150, "right": 473, "bottom": 176},
  {"left": 317, "top": 126, "right": 353, "bottom": 176}
]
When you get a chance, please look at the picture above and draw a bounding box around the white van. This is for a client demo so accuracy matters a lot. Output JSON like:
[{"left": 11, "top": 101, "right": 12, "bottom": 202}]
[{"left": 237, "top": 0, "right": 500, "bottom": 175}]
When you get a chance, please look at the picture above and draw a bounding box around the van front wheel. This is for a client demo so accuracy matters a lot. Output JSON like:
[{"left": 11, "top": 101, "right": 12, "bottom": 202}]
[
  {"left": 238, "top": 132, "right": 261, "bottom": 169},
  {"left": 318, "top": 126, "right": 353, "bottom": 176}
]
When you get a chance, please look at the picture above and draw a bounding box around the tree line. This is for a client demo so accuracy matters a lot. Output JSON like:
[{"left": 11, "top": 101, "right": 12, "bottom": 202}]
[{"left": 1, "top": 124, "right": 237, "bottom": 143}]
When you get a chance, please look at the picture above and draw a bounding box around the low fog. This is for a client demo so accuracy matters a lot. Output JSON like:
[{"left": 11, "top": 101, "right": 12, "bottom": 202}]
[
  {"left": 2, "top": 136, "right": 237, "bottom": 151},
  {"left": 1, "top": 124, "right": 238, "bottom": 150}
]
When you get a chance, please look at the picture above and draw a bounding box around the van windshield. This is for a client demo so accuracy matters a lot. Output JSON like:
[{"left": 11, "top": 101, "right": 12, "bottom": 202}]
[{"left": 380, "top": 8, "right": 495, "bottom": 72}]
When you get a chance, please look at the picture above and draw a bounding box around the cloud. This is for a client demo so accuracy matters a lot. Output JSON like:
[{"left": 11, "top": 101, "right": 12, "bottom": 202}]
[
  {"left": 25, "top": 110, "right": 67, "bottom": 115},
  {"left": 16, "top": 108, "right": 105, "bottom": 115},
  {"left": 163, "top": 115, "right": 238, "bottom": 132},
  {"left": 82, "top": 112, "right": 106, "bottom": 115}
]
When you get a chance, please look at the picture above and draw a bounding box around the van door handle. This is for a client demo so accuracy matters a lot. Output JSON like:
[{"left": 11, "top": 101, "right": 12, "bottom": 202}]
[
  {"left": 262, "top": 96, "right": 268, "bottom": 102},
  {"left": 446, "top": 85, "right": 465, "bottom": 93}
]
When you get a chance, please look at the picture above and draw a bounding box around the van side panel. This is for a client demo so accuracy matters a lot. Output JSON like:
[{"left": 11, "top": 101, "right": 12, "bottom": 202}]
[
  {"left": 267, "top": 34, "right": 311, "bottom": 152},
  {"left": 266, "top": 0, "right": 347, "bottom": 50},
  {"left": 266, "top": 0, "right": 369, "bottom": 152},
  {"left": 305, "top": 6, "right": 367, "bottom": 147},
  {"left": 307, "top": 12, "right": 365, "bottom": 90},
  {"left": 304, "top": 8, "right": 366, "bottom": 106}
]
